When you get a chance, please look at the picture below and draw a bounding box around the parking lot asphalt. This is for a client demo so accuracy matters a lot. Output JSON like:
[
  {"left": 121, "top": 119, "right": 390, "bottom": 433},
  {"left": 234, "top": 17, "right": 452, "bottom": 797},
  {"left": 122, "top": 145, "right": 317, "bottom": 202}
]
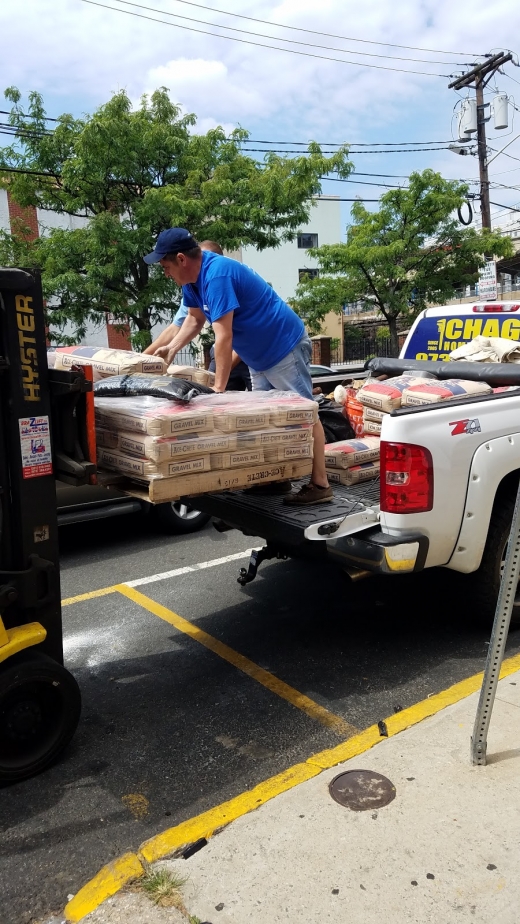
[{"left": 1, "top": 511, "right": 520, "bottom": 924}]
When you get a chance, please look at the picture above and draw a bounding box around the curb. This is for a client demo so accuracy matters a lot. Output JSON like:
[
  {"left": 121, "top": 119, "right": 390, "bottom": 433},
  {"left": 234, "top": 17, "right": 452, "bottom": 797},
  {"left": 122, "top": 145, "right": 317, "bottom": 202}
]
[{"left": 64, "top": 649, "right": 520, "bottom": 922}]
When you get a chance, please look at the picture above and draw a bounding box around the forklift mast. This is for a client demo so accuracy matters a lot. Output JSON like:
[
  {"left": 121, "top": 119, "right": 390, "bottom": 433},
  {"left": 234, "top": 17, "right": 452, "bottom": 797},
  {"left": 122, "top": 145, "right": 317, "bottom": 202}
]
[
  {"left": 0, "top": 267, "right": 93, "bottom": 783},
  {"left": 0, "top": 268, "right": 64, "bottom": 661},
  {"left": 0, "top": 268, "right": 94, "bottom": 663}
]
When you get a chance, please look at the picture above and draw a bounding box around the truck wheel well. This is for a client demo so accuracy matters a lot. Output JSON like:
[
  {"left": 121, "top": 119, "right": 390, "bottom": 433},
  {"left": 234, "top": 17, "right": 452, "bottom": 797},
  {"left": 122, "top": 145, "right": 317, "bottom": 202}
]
[{"left": 493, "top": 469, "right": 520, "bottom": 511}]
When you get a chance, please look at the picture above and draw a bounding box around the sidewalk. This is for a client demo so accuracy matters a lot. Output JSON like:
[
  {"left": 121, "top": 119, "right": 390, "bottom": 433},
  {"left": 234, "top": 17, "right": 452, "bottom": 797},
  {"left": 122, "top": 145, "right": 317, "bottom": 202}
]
[{"left": 57, "top": 666, "right": 520, "bottom": 924}]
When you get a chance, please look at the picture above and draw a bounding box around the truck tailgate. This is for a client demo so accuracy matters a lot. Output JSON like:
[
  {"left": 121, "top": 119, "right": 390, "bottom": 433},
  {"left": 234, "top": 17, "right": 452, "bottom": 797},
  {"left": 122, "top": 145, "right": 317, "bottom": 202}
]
[{"left": 187, "top": 479, "right": 380, "bottom": 545}]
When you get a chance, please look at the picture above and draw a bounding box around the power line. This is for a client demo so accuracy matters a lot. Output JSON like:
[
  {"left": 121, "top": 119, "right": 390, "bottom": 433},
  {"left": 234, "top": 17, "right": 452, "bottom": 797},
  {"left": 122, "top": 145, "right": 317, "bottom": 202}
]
[
  {"left": 243, "top": 138, "right": 456, "bottom": 146},
  {"left": 0, "top": 165, "right": 60, "bottom": 178},
  {"left": 0, "top": 125, "right": 454, "bottom": 155},
  {"left": 100, "top": 0, "right": 473, "bottom": 66},
  {"left": 78, "top": 0, "right": 452, "bottom": 76},
  {"left": 489, "top": 200, "right": 520, "bottom": 212},
  {"left": 0, "top": 117, "right": 460, "bottom": 148},
  {"left": 240, "top": 146, "right": 453, "bottom": 154},
  {"left": 325, "top": 177, "right": 407, "bottom": 188},
  {"left": 326, "top": 173, "right": 409, "bottom": 181},
  {"left": 108, "top": 0, "right": 484, "bottom": 57},
  {"left": 0, "top": 165, "right": 381, "bottom": 202},
  {"left": 503, "top": 70, "right": 520, "bottom": 87},
  {"left": 0, "top": 109, "right": 60, "bottom": 123}
]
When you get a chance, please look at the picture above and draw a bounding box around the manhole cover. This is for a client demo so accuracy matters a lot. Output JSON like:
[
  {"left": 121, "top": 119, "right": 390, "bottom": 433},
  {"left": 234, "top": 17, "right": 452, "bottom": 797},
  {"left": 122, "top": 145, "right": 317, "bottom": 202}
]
[{"left": 329, "top": 769, "right": 396, "bottom": 811}]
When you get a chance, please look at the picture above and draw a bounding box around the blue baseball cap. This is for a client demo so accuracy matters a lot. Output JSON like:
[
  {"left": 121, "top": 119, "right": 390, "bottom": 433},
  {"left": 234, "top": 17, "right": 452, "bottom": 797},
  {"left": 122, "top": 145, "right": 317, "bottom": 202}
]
[{"left": 144, "top": 228, "right": 198, "bottom": 264}]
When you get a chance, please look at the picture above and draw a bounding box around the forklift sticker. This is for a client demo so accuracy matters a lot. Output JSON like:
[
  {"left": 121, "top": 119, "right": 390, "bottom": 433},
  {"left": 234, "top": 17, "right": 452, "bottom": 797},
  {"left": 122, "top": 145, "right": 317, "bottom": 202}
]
[
  {"left": 18, "top": 416, "right": 53, "bottom": 478},
  {"left": 449, "top": 418, "right": 481, "bottom": 435},
  {"left": 16, "top": 294, "right": 40, "bottom": 401}
]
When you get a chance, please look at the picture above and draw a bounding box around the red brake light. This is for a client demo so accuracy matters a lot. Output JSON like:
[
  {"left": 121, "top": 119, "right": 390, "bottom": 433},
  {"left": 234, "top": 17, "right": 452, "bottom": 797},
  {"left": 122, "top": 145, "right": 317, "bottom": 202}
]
[
  {"left": 380, "top": 441, "right": 433, "bottom": 513},
  {"left": 472, "top": 304, "right": 520, "bottom": 312}
]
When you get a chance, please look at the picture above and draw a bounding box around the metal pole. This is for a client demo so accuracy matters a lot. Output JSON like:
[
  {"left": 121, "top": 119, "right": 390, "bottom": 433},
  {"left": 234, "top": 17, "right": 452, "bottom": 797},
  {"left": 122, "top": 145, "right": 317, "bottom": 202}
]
[
  {"left": 475, "top": 76, "right": 491, "bottom": 230},
  {"left": 471, "top": 479, "right": 520, "bottom": 764}
]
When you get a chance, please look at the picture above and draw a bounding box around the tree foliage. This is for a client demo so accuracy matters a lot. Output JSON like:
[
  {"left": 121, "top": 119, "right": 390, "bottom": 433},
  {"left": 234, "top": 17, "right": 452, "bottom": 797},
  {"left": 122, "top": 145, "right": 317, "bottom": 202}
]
[
  {"left": 293, "top": 170, "right": 513, "bottom": 355},
  {"left": 0, "top": 87, "right": 352, "bottom": 347}
]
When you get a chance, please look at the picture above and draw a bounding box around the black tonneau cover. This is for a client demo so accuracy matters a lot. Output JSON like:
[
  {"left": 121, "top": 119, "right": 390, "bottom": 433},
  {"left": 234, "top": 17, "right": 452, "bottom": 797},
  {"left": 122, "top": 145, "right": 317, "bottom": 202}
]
[{"left": 366, "top": 356, "right": 520, "bottom": 387}]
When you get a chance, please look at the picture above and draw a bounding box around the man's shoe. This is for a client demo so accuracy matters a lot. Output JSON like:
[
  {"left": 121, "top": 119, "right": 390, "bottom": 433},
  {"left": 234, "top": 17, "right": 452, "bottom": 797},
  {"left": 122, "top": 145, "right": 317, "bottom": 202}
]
[
  {"left": 245, "top": 479, "right": 293, "bottom": 496},
  {"left": 283, "top": 482, "right": 334, "bottom": 506}
]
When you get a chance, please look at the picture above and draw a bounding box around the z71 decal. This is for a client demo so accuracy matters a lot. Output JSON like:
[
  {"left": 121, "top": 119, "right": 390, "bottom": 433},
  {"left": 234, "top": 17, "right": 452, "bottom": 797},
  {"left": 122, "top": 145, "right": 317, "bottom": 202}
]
[{"left": 449, "top": 418, "right": 481, "bottom": 436}]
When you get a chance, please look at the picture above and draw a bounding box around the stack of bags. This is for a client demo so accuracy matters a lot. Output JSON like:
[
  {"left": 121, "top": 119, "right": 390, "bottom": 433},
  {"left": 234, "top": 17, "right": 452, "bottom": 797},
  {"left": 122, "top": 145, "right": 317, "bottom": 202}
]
[
  {"left": 324, "top": 437, "right": 381, "bottom": 486},
  {"left": 48, "top": 346, "right": 215, "bottom": 383},
  {"left": 94, "top": 390, "right": 317, "bottom": 501},
  {"left": 356, "top": 374, "right": 428, "bottom": 434},
  {"left": 398, "top": 378, "right": 492, "bottom": 405},
  {"left": 355, "top": 374, "right": 493, "bottom": 434}
]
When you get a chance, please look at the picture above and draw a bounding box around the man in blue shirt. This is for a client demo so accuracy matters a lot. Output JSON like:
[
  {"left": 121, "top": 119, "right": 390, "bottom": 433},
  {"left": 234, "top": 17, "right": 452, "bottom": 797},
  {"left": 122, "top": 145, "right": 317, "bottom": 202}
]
[
  {"left": 144, "top": 228, "right": 332, "bottom": 505},
  {"left": 143, "top": 240, "right": 223, "bottom": 356}
]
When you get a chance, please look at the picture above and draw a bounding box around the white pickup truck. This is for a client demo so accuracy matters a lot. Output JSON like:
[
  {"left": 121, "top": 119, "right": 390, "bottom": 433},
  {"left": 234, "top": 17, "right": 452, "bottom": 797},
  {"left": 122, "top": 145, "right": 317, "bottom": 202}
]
[{"left": 191, "top": 300, "right": 520, "bottom": 626}]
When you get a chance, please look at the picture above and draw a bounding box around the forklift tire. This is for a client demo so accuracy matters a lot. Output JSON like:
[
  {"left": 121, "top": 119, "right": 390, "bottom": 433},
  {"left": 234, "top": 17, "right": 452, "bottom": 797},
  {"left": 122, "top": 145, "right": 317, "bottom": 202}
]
[{"left": 0, "top": 650, "right": 81, "bottom": 785}]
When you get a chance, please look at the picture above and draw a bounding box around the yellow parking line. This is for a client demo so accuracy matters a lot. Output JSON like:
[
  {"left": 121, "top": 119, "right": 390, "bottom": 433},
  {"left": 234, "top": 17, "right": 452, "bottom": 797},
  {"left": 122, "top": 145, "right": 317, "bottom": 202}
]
[
  {"left": 62, "top": 586, "right": 118, "bottom": 607},
  {"left": 116, "top": 584, "right": 358, "bottom": 740}
]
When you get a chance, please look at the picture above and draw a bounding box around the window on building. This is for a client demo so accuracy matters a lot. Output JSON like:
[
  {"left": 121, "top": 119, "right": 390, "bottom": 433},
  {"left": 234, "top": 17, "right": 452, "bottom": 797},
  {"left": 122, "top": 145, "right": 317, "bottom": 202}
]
[
  {"left": 298, "top": 268, "right": 319, "bottom": 283},
  {"left": 297, "top": 233, "right": 318, "bottom": 249}
]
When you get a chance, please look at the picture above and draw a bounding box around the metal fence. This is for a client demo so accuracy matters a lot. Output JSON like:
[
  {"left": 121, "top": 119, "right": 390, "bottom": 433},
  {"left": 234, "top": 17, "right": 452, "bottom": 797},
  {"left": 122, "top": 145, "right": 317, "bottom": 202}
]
[
  {"left": 343, "top": 337, "right": 394, "bottom": 362},
  {"left": 175, "top": 345, "right": 204, "bottom": 366}
]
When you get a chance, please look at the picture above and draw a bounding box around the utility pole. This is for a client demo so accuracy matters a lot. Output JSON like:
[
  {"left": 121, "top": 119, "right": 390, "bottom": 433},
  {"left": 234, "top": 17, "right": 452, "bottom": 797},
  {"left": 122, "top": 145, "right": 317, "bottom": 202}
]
[
  {"left": 475, "top": 74, "right": 491, "bottom": 229},
  {"left": 449, "top": 52, "right": 512, "bottom": 229}
]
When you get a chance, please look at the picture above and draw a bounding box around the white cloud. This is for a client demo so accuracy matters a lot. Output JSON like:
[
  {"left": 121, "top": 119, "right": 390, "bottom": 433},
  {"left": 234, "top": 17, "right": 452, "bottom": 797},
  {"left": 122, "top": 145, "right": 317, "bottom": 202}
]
[
  {"left": 145, "top": 57, "right": 266, "bottom": 122},
  {"left": 1, "top": 0, "right": 519, "bottom": 215}
]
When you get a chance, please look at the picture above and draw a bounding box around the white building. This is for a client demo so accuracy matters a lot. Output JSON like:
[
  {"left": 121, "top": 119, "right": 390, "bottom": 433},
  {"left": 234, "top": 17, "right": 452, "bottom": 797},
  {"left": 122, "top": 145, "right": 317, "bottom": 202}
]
[{"left": 240, "top": 195, "right": 341, "bottom": 302}]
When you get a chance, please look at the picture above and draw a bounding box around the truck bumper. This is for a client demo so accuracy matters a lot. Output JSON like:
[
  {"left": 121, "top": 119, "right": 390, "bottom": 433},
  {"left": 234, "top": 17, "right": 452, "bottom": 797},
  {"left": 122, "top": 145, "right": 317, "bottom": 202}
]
[{"left": 327, "top": 526, "right": 429, "bottom": 575}]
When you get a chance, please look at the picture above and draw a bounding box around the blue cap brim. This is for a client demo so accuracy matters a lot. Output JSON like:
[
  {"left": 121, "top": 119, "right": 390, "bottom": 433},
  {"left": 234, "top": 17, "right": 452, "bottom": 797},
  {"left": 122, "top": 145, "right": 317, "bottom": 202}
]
[{"left": 143, "top": 250, "right": 164, "bottom": 265}]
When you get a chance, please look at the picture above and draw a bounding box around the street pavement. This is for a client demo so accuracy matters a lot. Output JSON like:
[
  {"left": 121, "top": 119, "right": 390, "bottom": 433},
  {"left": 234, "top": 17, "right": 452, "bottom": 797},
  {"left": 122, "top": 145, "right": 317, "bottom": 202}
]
[
  {"left": 1, "top": 512, "right": 519, "bottom": 924},
  {"left": 77, "top": 663, "right": 520, "bottom": 924}
]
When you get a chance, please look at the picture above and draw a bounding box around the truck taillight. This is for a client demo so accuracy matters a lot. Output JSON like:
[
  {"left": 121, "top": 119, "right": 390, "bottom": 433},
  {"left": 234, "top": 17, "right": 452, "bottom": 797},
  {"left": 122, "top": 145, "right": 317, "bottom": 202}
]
[{"left": 380, "top": 442, "right": 433, "bottom": 513}]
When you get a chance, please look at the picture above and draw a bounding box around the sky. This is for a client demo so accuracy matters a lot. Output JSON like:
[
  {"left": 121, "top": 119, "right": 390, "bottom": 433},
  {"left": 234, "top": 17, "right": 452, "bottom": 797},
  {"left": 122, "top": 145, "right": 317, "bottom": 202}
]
[{"left": 2, "top": 0, "right": 520, "bottom": 236}]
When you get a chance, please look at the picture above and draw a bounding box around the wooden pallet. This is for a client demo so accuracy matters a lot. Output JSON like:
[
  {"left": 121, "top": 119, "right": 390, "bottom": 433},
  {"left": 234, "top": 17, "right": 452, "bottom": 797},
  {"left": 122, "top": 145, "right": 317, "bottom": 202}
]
[{"left": 117, "top": 458, "right": 313, "bottom": 504}]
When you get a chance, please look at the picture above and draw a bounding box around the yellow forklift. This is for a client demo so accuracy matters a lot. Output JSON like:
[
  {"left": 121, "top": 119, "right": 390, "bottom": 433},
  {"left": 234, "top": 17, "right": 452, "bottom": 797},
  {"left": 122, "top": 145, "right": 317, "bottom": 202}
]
[{"left": 0, "top": 267, "right": 91, "bottom": 784}]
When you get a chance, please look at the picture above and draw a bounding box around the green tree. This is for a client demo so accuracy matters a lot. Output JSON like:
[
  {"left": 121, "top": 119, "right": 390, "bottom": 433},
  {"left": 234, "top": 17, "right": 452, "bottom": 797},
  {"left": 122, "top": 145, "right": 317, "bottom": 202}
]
[
  {"left": 0, "top": 87, "right": 352, "bottom": 348},
  {"left": 293, "top": 170, "right": 513, "bottom": 356}
]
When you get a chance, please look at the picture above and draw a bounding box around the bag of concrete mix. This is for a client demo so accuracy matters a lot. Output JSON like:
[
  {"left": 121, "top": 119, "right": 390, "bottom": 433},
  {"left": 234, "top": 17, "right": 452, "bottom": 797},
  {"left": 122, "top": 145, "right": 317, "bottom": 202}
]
[
  {"left": 263, "top": 441, "right": 314, "bottom": 463},
  {"left": 54, "top": 346, "right": 166, "bottom": 377},
  {"left": 363, "top": 407, "right": 386, "bottom": 422},
  {"left": 210, "top": 448, "right": 265, "bottom": 470},
  {"left": 96, "top": 428, "right": 119, "bottom": 450},
  {"left": 115, "top": 431, "right": 238, "bottom": 462},
  {"left": 97, "top": 447, "right": 212, "bottom": 480},
  {"left": 238, "top": 427, "right": 313, "bottom": 449},
  {"left": 167, "top": 364, "right": 216, "bottom": 386},
  {"left": 402, "top": 378, "right": 492, "bottom": 406},
  {"left": 192, "top": 391, "right": 318, "bottom": 432},
  {"left": 95, "top": 396, "right": 215, "bottom": 436},
  {"left": 327, "top": 461, "right": 380, "bottom": 485},
  {"left": 325, "top": 437, "right": 380, "bottom": 469},
  {"left": 357, "top": 375, "right": 430, "bottom": 412},
  {"left": 362, "top": 418, "right": 382, "bottom": 436}
]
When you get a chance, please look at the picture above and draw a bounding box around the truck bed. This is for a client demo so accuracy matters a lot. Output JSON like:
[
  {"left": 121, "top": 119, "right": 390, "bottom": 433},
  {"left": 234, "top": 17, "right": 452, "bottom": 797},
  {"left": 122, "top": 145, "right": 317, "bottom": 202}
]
[{"left": 188, "top": 479, "right": 381, "bottom": 547}]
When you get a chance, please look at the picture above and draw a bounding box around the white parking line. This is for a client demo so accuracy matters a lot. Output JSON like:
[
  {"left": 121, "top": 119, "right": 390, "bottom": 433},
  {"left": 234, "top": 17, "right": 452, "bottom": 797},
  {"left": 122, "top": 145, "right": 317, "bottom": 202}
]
[{"left": 124, "top": 548, "right": 260, "bottom": 588}]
